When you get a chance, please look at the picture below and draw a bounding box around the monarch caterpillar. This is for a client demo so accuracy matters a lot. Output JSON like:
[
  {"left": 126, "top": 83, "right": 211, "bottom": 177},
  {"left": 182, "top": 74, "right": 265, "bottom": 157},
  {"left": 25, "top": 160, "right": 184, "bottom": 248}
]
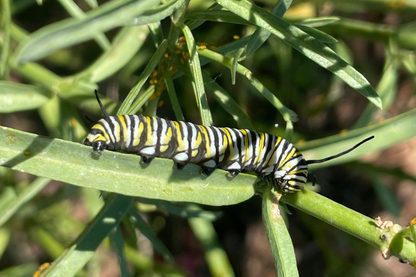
[{"left": 84, "top": 91, "right": 374, "bottom": 192}]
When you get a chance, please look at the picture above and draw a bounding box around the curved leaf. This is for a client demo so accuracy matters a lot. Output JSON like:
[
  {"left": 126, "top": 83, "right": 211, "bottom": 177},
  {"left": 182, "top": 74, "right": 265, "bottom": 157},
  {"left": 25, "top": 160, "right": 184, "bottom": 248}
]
[
  {"left": 0, "top": 81, "right": 52, "bottom": 113},
  {"left": 14, "top": 0, "right": 165, "bottom": 63},
  {"left": 262, "top": 188, "right": 298, "bottom": 277},
  {"left": 0, "top": 126, "right": 256, "bottom": 206},
  {"left": 214, "top": 0, "right": 382, "bottom": 109}
]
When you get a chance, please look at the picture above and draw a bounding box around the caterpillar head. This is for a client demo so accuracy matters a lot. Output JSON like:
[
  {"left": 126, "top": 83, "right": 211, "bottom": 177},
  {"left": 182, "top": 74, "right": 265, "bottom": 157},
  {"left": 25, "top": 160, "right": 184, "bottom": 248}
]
[
  {"left": 274, "top": 171, "right": 307, "bottom": 193},
  {"left": 280, "top": 179, "right": 306, "bottom": 192},
  {"left": 272, "top": 157, "right": 308, "bottom": 193},
  {"left": 84, "top": 90, "right": 115, "bottom": 155},
  {"left": 84, "top": 122, "right": 115, "bottom": 155}
]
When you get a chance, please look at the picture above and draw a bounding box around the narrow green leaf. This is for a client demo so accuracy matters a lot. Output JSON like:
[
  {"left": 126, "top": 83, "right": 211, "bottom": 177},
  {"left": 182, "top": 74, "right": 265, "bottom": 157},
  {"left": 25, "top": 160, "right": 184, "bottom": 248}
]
[
  {"left": 164, "top": 70, "right": 185, "bottom": 121},
  {"left": 352, "top": 63, "right": 398, "bottom": 129},
  {"left": 0, "top": 126, "right": 255, "bottom": 206},
  {"left": 0, "top": 0, "right": 11, "bottom": 78},
  {"left": 188, "top": 206, "right": 235, "bottom": 277},
  {"left": 296, "top": 25, "right": 338, "bottom": 44},
  {"left": 300, "top": 108, "right": 416, "bottom": 168},
  {"left": 181, "top": 24, "right": 213, "bottom": 126},
  {"left": 230, "top": 47, "right": 245, "bottom": 84},
  {"left": 202, "top": 72, "right": 254, "bottom": 129},
  {"left": 119, "top": 39, "right": 167, "bottom": 115},
  {"left": 0, "top": 227, "right": 11, "bottom": 260},
  {"left": 0, "top": 81, "right": 52, "bottom": 113},
  {"left": 43, "top": 194, "right": 134, "bottom": 277},
  {"left": 129, "top": 209, "right": 174, "bottom": 261},
  {"left": 30, "top": 227, "right": 66, "bottom": 259},
  {"left": 215, "top": 0, "right": 382, "bottom": 109},
  {"left": 58, "top": 0, "right": 111, "bottom": 50},
  {"left": 109, "top": 227, "right": 130, "bottom": 277},
  {"left": 246, "top": 0, "right": 291, "bottom": 56},
  {"left": 198, "top": 48, "right": 298, "bottom": 123},
  {"left": 262, "top": 188, "right": 298, "bottom": 277},
  {"left": 127, "top": 86, "right": 156, "bottom": 116},
  {"left": 185, "top": 10, "right": 251, "bottom": 25},
  {"left": 0, "top": 178, "right": 50, "bottom": 227},
  {"left": 85, "top": 0, "right": 98, "bottom": 8},
  {"left": 410, "top": 223, "right": 416, "bottom": 251},
  {"left": 186, "top": 3, "right": 223, "bottom": 30},
  {"left": 138, "top": 198, "right": 223, "bottom": 220},
  {"left": 13, "top": 0, "right": 160, "bottom": 63},
  {"left": 294, "top": 17, "right": 340, "bottom": 28},
  {"left": 0, "top": 263, "right": 38, "bottom": 277},
  {"left": 75, "top": 25, "right": 149, "bottom": 83}
]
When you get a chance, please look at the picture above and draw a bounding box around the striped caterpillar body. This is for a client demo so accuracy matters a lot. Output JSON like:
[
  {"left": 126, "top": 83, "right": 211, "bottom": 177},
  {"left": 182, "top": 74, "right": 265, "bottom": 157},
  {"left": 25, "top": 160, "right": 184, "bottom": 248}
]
[{"left": 84, "top": 91, "right": 374, "bottom": 192}]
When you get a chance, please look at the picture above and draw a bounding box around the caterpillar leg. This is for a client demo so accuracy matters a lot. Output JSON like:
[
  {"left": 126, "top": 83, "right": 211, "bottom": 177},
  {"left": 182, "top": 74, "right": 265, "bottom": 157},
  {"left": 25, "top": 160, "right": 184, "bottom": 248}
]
[
  {"left": 141, "top": 156, "right": 154, "bottom": 164},
  {"left": 227, "top": 169, "right": 240, "bottom": 178},
  {"left": 200, "top": 167, "right": 216, "bottom": 177},
  {"left": 176, "top": 163, "right": 187, "bottom": 170}
]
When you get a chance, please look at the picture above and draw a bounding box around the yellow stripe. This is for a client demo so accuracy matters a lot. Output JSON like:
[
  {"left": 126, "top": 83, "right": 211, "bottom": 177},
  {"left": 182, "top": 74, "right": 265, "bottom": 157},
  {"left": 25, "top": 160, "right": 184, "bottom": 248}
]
[
  {"left": 221, "top": 128, "right": 236, "bottom": 160},
  {"left": 160, "top": 145, "right": 169, "bottom": 152},
  {"left": 254, "top": 133, "right": 265, "bottom": 164},
  {"left": 174, "top": 121, "right": 186, "bottom": 151},
  {"left": 93, "top": 124, "right": 110, "bottom": 141},
  {"left": 118, "top": 115, "right": 127, "bottom": 140},
  {"left": 191, "top": 132, "right": 202, "bottom": 157},
  {"left": 132, "top": 121, "right": 144, "bottom": 146},
  {"left": 145, "top": 117, "right": 153, "bottom": 146},
  {"left": 280, "top": 147, "right": 296, "bottom": 167},
  {"left": 162, "top": 127, "right": 172, "bottom": 145},
  {"left": 199, "top": 126, "right": 212, "bottom": 158}
]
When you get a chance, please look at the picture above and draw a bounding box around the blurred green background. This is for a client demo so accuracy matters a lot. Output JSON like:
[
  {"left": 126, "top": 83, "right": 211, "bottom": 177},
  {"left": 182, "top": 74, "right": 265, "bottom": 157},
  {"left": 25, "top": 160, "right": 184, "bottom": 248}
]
[{"left": 1, "top": 0, "right": 416, "bottom": 276}]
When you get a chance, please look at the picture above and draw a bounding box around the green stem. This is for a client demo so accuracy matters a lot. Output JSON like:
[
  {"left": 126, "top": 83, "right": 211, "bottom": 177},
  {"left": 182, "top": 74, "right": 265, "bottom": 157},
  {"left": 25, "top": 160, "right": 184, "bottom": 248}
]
[{"left": 281, "top": 189, "right": 415, "bottom": 264}]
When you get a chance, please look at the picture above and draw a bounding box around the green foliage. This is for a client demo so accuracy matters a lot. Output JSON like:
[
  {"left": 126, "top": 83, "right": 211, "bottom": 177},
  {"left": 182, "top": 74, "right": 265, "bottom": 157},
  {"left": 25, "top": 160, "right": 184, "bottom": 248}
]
[{"left": 1, "top": 0, "right": 416, "bottom": 276}]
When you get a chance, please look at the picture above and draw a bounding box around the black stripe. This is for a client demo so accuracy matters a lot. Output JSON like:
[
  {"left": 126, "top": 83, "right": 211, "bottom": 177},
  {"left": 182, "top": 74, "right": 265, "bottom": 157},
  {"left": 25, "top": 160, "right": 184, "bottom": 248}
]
[
  {"left": 155, "top": 117, "right": 163, "bottom": 157},
  {"left": 104, "top": 117, "right": 116, "bottom": 143},
  {"left": 128, "top": 115, "right": 136, "bottom": 152},
  {"left": 275, "top": 139, "right": 292, "bottom": 170}
]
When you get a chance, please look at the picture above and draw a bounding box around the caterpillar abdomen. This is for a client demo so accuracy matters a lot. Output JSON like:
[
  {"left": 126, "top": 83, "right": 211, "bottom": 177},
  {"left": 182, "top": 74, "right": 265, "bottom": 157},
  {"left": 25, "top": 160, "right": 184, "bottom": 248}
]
[
  {"left": 84, "top": 91, "right": 374, "bottom": 193},
  {"left": 84, "top": 114, "right": 308, "bottom": 192}
]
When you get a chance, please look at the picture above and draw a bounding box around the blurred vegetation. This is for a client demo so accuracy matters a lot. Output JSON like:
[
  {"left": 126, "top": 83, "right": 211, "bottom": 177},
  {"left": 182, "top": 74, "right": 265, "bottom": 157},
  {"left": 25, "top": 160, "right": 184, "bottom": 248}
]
[{"left": 1, "top": 0, "right": 416, "bottom": 276}]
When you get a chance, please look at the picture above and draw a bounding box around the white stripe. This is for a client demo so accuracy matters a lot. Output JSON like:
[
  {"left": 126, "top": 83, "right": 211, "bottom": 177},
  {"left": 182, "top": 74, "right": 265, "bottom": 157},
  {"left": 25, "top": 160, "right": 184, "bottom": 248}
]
[
  {"left": 179, "top": 121, "right": 188, "bottom": 150},
  {"left": 174, "top": 152, "right": 188, "bottom": 162},
  {"left": 226, "top": 127, "right": 238, "bottom": 160},
  {"left": 203, "top": 160, "right": 216, "bottom": 168},
  {"left": 227, "top": 161, "right": 241, "bottom": 170},
  {"left": 259, "top": 134, "right": 271, "bottom": 168},
  {"left": 109, "top": 117, "right": 120, "bottom": 143},
  {"left": 269, "top": 138, "right": 286, "bottom": 169},
  {"left": 212, "top": 127, "right": 223, "bottom": 155},
  {"left": 244, "top": 130, "right": 253, "bottom": 166},
  {"left": 152, "top": 118, "right": 158, "bottom": 146},
  {"left": 190, "top": 123, "right": 197, "bottom": 149},
  {"left": 160, "top": 119, "right": 168, "bottom": 147},
  {"left": 140, "top": 147, "right": 155, "bottom": 155},
  {"left": 132, "top": 115, "right": 141, "bottom": 146},
  {"left": 206, "top": 127, "right": 216, "bottom": 157},
  {"left": 101, "top": 119, "right": 116, "bottom": 143}
]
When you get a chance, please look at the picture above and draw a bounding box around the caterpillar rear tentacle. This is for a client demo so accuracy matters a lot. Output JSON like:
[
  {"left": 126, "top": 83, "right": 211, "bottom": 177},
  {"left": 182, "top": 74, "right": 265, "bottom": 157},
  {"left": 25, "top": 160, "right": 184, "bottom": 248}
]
[{"left": 84, "top": 91, "right": 374, "bottom": 193}]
